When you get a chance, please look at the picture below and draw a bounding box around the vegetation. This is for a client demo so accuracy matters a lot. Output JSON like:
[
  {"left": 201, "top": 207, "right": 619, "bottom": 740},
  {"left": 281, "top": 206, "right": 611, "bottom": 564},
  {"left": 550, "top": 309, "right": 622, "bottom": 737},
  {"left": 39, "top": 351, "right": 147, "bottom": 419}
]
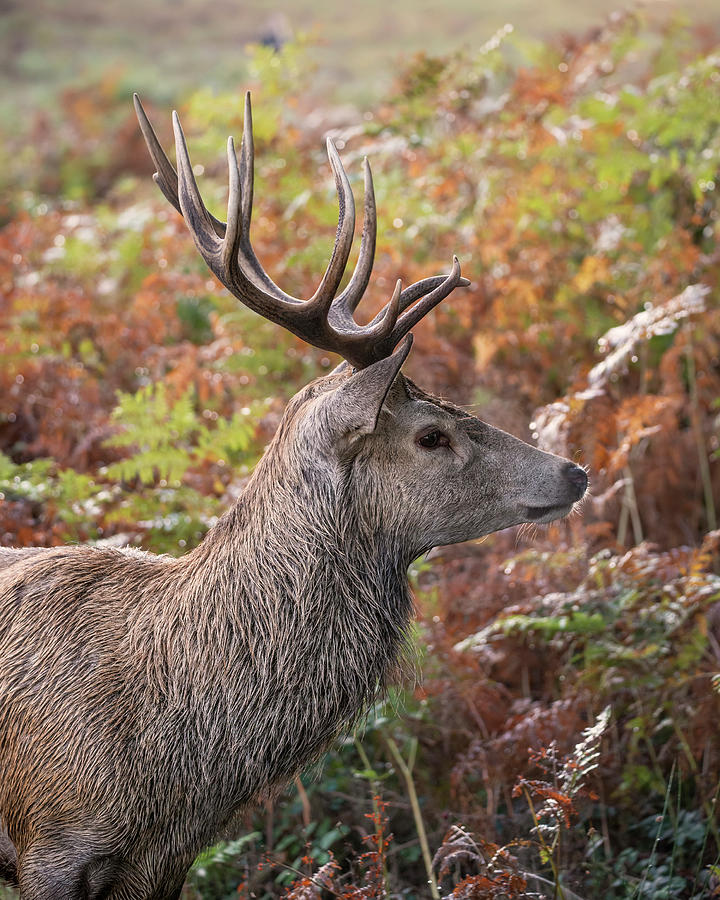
[
  {"left": 2, "top": 10, "right": 720, "bottom": 898},
  {"left": 4, "top": 0, "right": 720, "bottom": 117}
]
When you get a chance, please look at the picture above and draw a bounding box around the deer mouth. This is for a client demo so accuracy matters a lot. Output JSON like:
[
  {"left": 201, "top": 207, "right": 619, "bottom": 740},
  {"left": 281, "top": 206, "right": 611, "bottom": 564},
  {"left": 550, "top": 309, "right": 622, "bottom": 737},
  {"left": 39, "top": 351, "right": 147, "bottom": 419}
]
[{"left": 523, "top": 502, "right": 575, "bottom": 524}]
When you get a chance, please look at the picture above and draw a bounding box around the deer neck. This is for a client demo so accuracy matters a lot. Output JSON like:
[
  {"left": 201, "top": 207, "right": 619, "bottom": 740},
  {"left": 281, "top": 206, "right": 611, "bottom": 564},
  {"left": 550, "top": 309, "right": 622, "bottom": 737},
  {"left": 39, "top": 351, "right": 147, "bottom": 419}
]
[
  {"left": 193, "top": 456, "right": 415, "bottom": 644},
  {"left": 156, "top": 454, "right": 415, "bottom": 798}
]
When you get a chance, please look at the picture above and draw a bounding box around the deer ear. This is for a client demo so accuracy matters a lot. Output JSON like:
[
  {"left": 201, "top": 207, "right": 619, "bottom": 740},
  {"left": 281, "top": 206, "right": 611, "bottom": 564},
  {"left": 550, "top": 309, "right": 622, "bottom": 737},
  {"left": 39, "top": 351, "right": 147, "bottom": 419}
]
[{"left": 331, "top": 334, "right": 413, "bottom": 435}]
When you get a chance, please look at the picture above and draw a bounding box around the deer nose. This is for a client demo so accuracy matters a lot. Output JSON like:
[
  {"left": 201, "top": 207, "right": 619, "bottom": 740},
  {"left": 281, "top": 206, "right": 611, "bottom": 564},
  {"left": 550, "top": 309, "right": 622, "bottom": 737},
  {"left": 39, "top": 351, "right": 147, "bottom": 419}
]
[{"left": 563, "top": 462, "right": 588, "bottom": 500}]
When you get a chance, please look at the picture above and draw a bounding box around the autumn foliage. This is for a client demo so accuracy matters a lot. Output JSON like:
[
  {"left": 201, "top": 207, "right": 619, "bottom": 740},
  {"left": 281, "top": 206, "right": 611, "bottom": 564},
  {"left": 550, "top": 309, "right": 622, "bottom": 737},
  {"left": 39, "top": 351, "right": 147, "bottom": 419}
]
[{"left": 2, "top": 11, "right": 720, "bottom": 898}]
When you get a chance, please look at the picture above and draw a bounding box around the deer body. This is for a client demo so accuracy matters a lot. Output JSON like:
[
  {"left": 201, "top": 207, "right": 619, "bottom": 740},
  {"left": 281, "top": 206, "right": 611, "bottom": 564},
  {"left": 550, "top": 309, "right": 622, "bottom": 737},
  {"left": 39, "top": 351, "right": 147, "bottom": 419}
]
[{"left": 0, "top": 96, "right": 588, "bottom": 899}]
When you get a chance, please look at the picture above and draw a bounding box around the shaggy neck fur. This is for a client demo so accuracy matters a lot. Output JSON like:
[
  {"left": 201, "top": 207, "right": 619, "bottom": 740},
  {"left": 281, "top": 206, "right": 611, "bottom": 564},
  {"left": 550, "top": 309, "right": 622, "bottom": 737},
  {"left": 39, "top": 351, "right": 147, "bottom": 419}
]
[{"left": 127, "top": 429, "right": 414, "bottom": 822}]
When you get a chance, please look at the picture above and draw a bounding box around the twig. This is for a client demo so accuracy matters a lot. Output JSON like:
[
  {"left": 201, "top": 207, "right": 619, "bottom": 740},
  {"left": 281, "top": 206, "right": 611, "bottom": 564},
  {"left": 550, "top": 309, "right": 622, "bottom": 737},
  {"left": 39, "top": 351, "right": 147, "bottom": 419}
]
[
  {"left": 671, "top": 719, "right": 720, "bottom": 854},
  {"left": 523, "top": 870, "right": 587, "bottom": 900},
  {"left": 637, "top": 761, "right": 675, "bottom": 899},
  {"left": 618, "top": 464, "right": 643, "bottom": 546},
  {"left": 384, "top": 736, "right": 440, "bottom": 900},
  {"left": 355, "top": 739, "right": 389, "bottom": 893},
  {"left": 264, "top": 799, "right": 274, "bottom": 853},
  {"left": 685, "top": 335, "right": 717, "bottom": 533},
  {"left": 294, "top": 776, "right": 311, "bottom": 827},
  {"left": 520, "top": 784, "right": 564, "bottom": 900}
]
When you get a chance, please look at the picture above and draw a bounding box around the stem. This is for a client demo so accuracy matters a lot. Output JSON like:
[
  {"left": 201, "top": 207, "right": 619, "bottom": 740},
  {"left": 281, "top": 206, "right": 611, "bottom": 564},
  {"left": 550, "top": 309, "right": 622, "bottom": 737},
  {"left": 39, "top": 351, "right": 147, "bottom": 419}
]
[
  {"left": 625, "top": 464, "right": 644, "bottom": 545},
  {"left": 671, "top": 719, "right": 720, "bottom": 854},
  {"left": 631, "top": 689, "right": 671, "bottom": 821},
  {"left": 294, "top": 776, "right": 311, "bottom": 827},
  {"left": 521, "top": 784, "right": 564, "bottom": 900},
  {"left": 617, "top": 461, "right": 643, "bottom": 547},
  {"left": 617, "top": 475, "right": 629, "bottom": 547},
  {"left": 523, "top": 871, "right": 588, "bottom": 900},
  {"left": 637, "top": 761, "right": 675, "bottom": 899},
  {"left": 385, "top": 736, "right": 440, "bottom": 900},
  {"left": 355, "top": 739, "right": 376, "bottom": 787},
  {"left": 354, "top": 739, "right": 389, "bottom": 894},
  {"left": 264, "top": 799, "right": 274, "bottom": 853},
  {"left": 685, "top": 337, "right": 717, "bottom": 533},
  {"left": 690, "top": 779, "right": 720, "bottom": 894},
  {"left": 597, "top": 780, "right": 612, "bottom": 860}
]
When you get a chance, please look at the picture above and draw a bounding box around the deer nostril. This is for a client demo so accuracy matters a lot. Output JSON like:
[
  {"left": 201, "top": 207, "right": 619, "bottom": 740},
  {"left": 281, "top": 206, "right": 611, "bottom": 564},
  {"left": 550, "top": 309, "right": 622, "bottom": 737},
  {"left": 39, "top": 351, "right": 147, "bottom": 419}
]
[{"left": 563, "top": 463, "right": 588, "bottom": 499}]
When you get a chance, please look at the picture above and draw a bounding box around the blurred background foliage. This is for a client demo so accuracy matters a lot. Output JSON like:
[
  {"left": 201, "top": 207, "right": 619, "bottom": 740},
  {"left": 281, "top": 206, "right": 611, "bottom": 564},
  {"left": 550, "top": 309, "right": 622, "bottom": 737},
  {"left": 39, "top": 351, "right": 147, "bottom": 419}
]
[{"left": 1, "top": 2, "right": 720, "bottom": 897}]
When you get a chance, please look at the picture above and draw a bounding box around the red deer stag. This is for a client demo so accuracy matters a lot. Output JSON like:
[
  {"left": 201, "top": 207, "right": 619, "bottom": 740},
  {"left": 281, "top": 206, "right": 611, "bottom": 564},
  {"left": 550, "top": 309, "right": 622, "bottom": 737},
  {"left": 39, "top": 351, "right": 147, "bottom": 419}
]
[{"left": 0, "top": 93, "right": 588, "bottom": 899}]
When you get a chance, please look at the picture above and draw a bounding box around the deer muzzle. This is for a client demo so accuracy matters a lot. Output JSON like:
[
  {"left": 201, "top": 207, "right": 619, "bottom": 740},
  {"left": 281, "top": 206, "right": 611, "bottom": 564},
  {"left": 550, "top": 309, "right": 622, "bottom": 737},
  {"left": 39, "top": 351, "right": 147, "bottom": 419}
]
[{"left": 522, "top": 462, "right": 588, "bottom": 523}]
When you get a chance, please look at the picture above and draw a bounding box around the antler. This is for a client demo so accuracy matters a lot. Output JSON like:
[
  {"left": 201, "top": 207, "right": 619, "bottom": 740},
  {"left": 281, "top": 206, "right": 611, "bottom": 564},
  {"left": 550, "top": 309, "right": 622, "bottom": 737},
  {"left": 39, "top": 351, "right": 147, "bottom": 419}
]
[{"left": 133, "top": 92, "right": 469, "bottom": 370}]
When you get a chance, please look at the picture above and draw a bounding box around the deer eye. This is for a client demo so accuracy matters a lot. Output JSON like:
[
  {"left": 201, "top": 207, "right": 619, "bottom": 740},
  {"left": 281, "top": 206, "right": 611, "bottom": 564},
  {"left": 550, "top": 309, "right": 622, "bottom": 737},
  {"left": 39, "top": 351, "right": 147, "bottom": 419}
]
[{"left": 417, "top": 430, "right": 450, "bottom": 449}]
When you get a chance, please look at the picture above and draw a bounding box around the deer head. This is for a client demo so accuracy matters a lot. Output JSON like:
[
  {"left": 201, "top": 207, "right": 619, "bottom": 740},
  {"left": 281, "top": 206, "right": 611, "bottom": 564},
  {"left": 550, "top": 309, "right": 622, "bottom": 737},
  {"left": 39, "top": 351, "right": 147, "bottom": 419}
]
[{"left": 133, "top": 93, "right": 587, "bottom": 562}]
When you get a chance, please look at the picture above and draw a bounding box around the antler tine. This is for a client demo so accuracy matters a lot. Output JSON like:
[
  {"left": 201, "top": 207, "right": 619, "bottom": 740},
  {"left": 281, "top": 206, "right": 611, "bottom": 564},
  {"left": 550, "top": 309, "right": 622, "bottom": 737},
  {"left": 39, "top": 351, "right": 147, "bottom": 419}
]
[
  {"left": 172, "top": 112, "right": 225, "bottom": 256},
  {"left": 336, "top": 278, "right": 403, "bottom": 358},
  {"left": 222, "top": 136, "right": 243, "bottom": 275},
  {"left": 174, "top": 114, "right": 300, "bottom": 320},
  {"left": 134, "top": 94, "right": 226, "bottom": 239},
  {"left": 361, "top": 274, "right": 463, "bottom": 329},
  {"left": 349, "top": 268, "right": 470, "bottom": 364},
  {"left": 340, "top": 264, "right": 467, "bottom": 365},
  {"left": 231, "top": 124, "right": 358, "bottom": 319},
  {"left": 133, "top": 93, "right": 181, "bottom": 216},
  {"left": 327, "top": 158, "right": 458, "bottom": 345},
  {"left": 172, "top": 109, "right": 365, "bottom": 342},
  {"left": 387, "top": 257, "right": 468, "bottom": 350},
  {"left": 329, "top": 157, "right": 468, "bottom": 359},
  {"left": 231, "top": 93, "right": 299, "bottom": 297},
  {"left": 239, "top": 92, "right": 254, "bottom": 234},
  {"left": 302, "top": 138, "right": 356, "bottom": 317},
  {"left": 331, "top": 157, "right": 377, "bottom": 322},
  {"left": 231, "top": 94, "right": 354, "bottom": 312},
  {"left": 223, "top": 135, "right": 288, "bottom": 312}
]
